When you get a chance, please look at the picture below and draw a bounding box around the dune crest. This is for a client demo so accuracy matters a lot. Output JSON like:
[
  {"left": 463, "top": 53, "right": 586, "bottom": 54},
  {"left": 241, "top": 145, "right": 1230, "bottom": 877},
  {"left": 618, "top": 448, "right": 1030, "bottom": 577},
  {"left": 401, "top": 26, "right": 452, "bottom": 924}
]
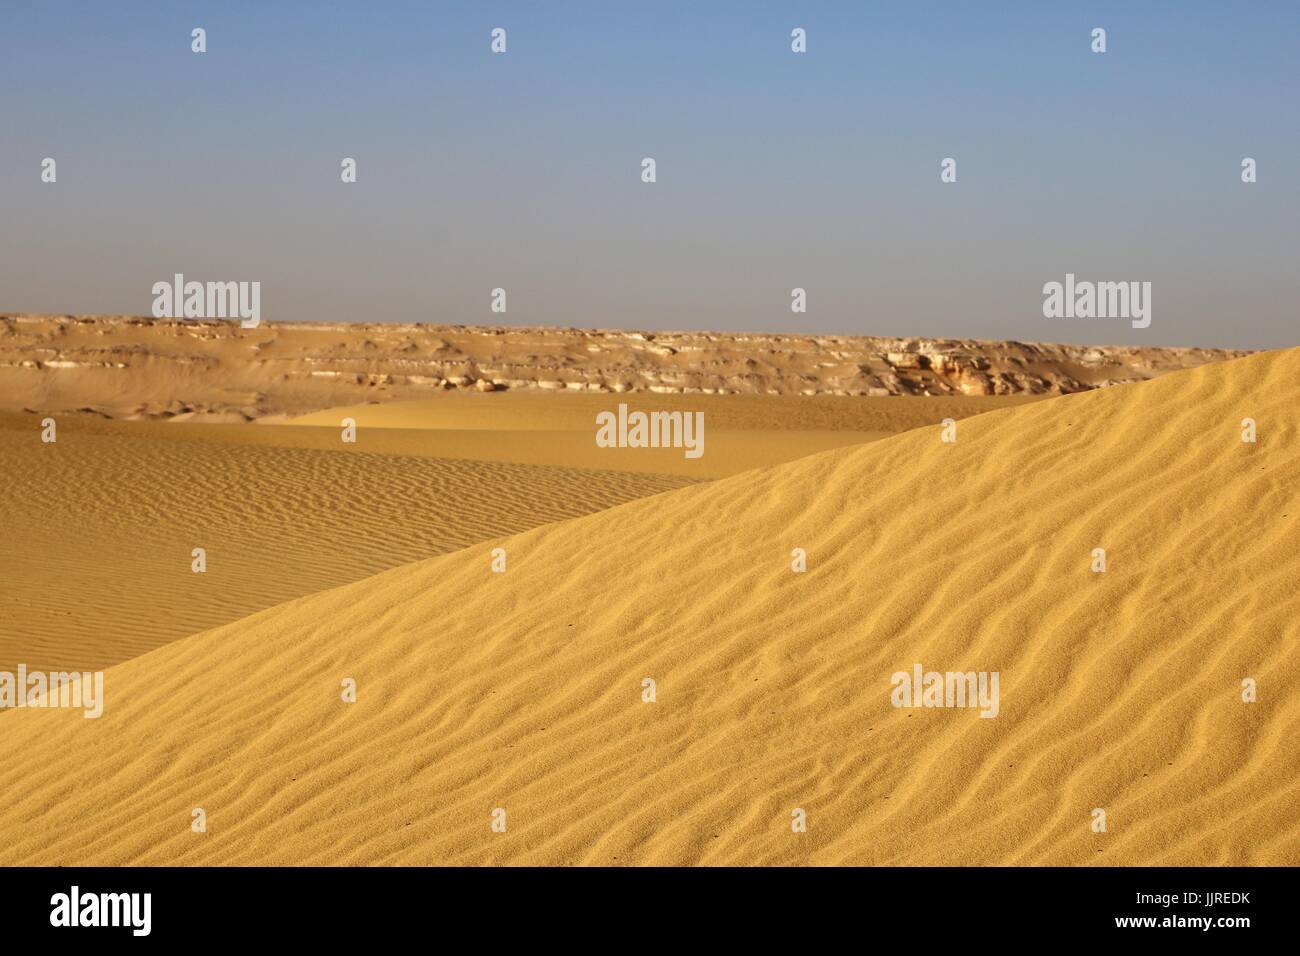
[{"left": 0, "top": 349, "right": 1295, "bottom": 865}]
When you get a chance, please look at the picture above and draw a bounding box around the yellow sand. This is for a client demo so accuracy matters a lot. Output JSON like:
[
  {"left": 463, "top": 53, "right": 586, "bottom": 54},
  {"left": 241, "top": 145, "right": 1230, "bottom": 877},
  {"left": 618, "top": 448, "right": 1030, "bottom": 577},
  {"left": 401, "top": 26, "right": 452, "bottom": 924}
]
[
  {"left": 0, "top": 413, "right": 694, "bottom": 672},
  {"left": 285, "top": 392, "right": 1035, "bottom": 478},
  {"left": 0, "top": 394, "right": 1012, "bottom": 670},
  {"left": 0, "top": 349, "right": 1295, "bottom": 865}
]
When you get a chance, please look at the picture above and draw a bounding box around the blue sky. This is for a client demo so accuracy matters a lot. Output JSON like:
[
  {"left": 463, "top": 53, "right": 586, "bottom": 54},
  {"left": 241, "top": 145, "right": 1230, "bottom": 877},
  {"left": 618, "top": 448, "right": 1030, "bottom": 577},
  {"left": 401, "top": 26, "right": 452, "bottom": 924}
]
[{"left": 2, "top": 1, "right": 1296, "bottom": 348}]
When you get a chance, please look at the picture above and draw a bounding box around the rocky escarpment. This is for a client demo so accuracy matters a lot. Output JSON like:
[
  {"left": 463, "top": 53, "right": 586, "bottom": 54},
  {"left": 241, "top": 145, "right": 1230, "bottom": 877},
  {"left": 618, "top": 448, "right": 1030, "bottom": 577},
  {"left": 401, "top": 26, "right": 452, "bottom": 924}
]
[{"left": 0, "top": 313, "right": 1247, "bottom": 420}]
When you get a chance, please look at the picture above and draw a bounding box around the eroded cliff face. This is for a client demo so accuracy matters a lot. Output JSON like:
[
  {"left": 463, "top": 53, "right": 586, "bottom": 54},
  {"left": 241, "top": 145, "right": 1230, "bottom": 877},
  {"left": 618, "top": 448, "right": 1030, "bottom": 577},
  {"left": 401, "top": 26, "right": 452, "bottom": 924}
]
[{"left": 0, "top": 313, "right": 1247, "bottom": 420}]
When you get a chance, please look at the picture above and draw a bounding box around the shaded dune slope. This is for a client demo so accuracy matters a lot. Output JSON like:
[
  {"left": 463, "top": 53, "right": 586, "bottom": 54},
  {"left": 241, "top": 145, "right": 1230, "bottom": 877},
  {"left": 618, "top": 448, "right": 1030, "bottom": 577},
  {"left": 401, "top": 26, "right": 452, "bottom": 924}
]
[
  {"left": 0, "top": 418, "right": 693, "bottom": 671},
  {"left": 0, "top": 349, "right": 1296, "bottom": 865}
]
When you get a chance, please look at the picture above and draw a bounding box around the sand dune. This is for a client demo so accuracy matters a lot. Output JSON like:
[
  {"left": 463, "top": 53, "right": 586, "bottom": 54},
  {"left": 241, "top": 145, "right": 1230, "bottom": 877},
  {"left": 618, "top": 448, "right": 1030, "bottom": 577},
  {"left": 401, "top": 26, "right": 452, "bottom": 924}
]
[
  {"left": 0, "top": 390, "right": 1010, "bottom": 670},
  {"left": 0, "top": 348, "right": 1295, "bottom": 865},
  {"left": 0, "top": 412, "right": 693, "bottom": 672}
]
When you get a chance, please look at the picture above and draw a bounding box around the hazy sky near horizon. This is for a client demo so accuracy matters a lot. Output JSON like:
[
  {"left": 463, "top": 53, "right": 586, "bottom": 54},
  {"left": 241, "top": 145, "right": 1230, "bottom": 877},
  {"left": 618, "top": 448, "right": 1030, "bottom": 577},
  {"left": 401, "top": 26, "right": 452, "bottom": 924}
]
[{"left": 2, "top": 2, "right": 1296, "bottom": 349}]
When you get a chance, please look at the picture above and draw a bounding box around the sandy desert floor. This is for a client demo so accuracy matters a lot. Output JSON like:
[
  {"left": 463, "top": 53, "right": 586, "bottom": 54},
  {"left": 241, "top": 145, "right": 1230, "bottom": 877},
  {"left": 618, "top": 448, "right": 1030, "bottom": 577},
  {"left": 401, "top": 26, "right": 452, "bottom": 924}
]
[
  {"left": 0, "top": 343, "right": 1295, "bottom": 865},
  {"left": 0, "top": 391, "right": 1028, "bottom": 672},
  {"left": 0, "top": 411, "right": 695, "bottom": 672}
]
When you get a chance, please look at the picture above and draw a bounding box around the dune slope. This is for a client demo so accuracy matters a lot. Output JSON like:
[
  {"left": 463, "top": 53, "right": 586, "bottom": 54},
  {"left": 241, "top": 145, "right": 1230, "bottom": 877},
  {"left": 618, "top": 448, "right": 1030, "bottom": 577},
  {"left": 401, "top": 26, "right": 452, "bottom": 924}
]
[
  {"left": 0, "top": 414, "right": 693, "bottom": 671},
  {"left": 0, "top": 349, "right": 1296, "bottom": 865}
]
